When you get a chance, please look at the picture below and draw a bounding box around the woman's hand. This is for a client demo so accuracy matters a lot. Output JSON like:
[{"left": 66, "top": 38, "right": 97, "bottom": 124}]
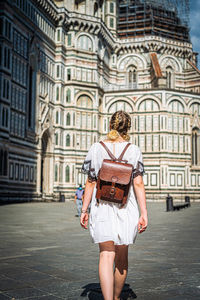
[
  {"left": 138, "top": 213, "right": 148, "bottom": 234},
  {"left": 80, "top": 212, "right": 89, "bottom": 229}
]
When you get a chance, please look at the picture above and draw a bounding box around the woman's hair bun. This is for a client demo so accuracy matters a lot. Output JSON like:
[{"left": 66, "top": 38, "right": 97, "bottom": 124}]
[{"left": 107, "top": 111, "right": 131, "bottom": 141}]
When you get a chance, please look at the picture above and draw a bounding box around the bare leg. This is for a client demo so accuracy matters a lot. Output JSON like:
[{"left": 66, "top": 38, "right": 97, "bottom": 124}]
[
  {"left": 114, "top": 245, "right": 128, "bottom": 300},
  {"left": 99, "top": 241, "right": 115, "bottom": 300}
]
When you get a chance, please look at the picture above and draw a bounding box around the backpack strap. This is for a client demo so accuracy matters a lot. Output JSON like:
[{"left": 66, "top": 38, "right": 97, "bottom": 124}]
[
  {"left": 99, "top": 141, "right": 117, "bottom": 160},
  {"left": 118, "top": 143, "right": 131, "bottom": 161},
  {"left": 100, "top": 141, "right": 131, "bottom": 162}
]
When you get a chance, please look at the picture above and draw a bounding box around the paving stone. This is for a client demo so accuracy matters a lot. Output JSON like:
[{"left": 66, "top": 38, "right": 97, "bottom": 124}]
[
  {"left": 0, "top": 277, "right": 31, "bottom": 292},
  {"left": 0, "top": 293, "right": 12, "bottom": 299},
  {"left": 0, "top": 202, "right": 199, "bottom": 299},
  {"left": 17, "top": 296, "right": 62, "bottom": 300},
  {"left": 2, "top": 271, "right": 54, "bottom": 284},
  {"left": 3, "top": 287, "right": 51, "bottom": 299}
]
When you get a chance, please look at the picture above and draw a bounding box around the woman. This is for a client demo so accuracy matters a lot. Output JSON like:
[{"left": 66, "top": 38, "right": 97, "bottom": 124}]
[{"left": 81, "top": 111, "right": 148, "bottom": 300}]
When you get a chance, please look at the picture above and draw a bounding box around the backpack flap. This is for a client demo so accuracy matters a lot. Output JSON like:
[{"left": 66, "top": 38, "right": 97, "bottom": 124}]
[
  {"left": 99, "top": 159, "right": 133, "bottom": 185},
  {"left": 96, "top": 142, "right": 133, "bottom": 205}
]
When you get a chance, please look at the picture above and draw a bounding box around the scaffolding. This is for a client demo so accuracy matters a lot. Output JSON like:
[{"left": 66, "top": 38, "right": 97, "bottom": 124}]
[{"left": 118, "top": 0, "right": 190, "bottom": 42}]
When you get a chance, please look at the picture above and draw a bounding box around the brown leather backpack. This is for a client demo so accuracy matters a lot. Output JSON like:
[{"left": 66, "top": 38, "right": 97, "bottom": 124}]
[{"left": 96, "top": 141, "right": 133, "bottom": 206}]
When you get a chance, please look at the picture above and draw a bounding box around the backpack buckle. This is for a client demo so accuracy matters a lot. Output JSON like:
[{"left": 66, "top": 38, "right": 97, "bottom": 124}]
[{"left": 110, "top": 187, "right": 116, "bottom": 197}]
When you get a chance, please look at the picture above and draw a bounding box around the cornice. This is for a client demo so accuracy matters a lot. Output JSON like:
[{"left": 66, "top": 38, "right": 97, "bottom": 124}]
[
  {"left": 115, "top": 37, "right": 193, "bottom": 58},
  {"left": 66, "top": 13, "right": 101, "bottom": 35},
  {"left": 34, "top": 0, "right": 59, "bottom": 23}
]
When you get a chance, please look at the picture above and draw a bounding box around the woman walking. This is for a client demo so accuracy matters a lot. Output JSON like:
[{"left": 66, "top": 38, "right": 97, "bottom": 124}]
[{"left": 81, "top": 111, "right": 148, "bottom": 300}]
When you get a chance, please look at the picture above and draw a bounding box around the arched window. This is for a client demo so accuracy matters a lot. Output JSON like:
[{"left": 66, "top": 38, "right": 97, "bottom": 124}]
[
  {"left": 66, "top": 113, "right": 70, "bottom": 126},
  {"left": 73, "top": 112, "right": 75, "bottom": 126},
  {"left": 65, "top": 165, "right": 70, "bottom": 182},
  {"left": 56, "top": 86, "right": 59, "bottom": 101},
  {"left": 128, "top": 69, "right": 136, "bottom": 83},
  {"left": 55, "top": 164, "right": 58, "bottom": 181},
  {"left": 55, "top": 132, "right": 58, "bottom": 145},
  {"left": 3, "top": 150, "right": 8, "bottom": 176},
  {"left": 104, "top": 49, "right": 109, "bottom": 66},
  {"left": 94, "top": 115, "right": 96, "bottom": 128},
  {"left": 166, "top": 66, "right": 174, "bottom": 89},
  {"left": 66, "top": 134, "right": 70, "bottom": 146},
  {"left": 110, "top": 2, "right": 114, "bottom": 13},
  {"left": 192, "top": 128, "right": 200, "bottom": 166},
  {"left": 94, "top": 2, "right": 98, "bottom": 16},
  {"left": 77, "top": 35, "right": 93, "bottom": 52},
  {"left": 0, "top": 149, "right": 7, "bottom": 176},
  {"left": 66, "top": 89, "right": 71, "bottom": 103},
  {"left": 0, "top": 149, "right": 3, "bottom": 175},
  {"left": 77, "top": 95, "right": 93, "bottom": 108},
  {"left": 73, "top": 134, "right": 75, "bottom": 147},
  {"left": 127, "top": 65, "right": 137, "bottom": 88},
  {"left": 56, "top": 111, "right": 59, "bottom": 124}
]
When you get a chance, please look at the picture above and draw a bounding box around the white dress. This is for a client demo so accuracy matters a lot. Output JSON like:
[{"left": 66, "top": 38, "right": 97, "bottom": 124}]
[{"left": 82, "top": 141, "right": 144, "bottom": 246}]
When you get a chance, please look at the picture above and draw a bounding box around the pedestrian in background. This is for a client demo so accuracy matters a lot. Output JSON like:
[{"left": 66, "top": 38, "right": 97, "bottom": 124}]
[
  {"left": 80, "top": 111, "right": 148, "bottom": 300},
  {"left": 74, "top": 184, "right": 84, "bottom": 217}
]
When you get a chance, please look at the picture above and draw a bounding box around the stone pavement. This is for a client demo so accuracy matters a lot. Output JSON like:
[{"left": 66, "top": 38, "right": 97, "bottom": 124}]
[{"left": 0, "top": 201, "right": 199, "bottom": 300}]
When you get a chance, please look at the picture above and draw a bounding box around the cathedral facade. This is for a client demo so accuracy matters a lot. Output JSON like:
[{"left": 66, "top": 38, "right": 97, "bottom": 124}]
[{"left": 0, "top": 0, "right": 200, "bottom": 203}]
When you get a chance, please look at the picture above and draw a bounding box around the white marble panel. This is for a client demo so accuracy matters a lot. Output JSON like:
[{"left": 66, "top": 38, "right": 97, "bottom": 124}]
[
  {"left": 170, "top": 174, "right": 175, "bottom": 186},
  {"left": 147, "top": 135, "right": 152, "bottom": 151},
  {"left": 177, "top": 174, "right": 182, "bottom": 186},
  {"left": 153, "top": 135, "right": 159, "bottom": 151},
  {"left": 143, "top": 173, "right": 148, "bottom": 186},
  {"left": 82, "top": 134, "right": 86, "bottom": 149},
  {"left": 179, "top": 136, "right": 183, "bottom": 152},
  {"left": 140, "top": 116, "right": 145, "bottom": 132},
  {"left": 150, "top": 173, "right": 157, "bottom": 186},
  {"left": 173, "top": 135, "right": 178, "bottom": 152},
  {"left": 146, "top": 116, "right": 152, "bottom": 131},
  {"left": 179, "top": 117, "right": 183, "bottom": 133},
  {"left": 139, "top": 135, "right": 145, "bottom": 151},
  {"left": 168, "top": 116, "right": 172, "bottom": 131},
  {"left": 87, "top": 114, "right": 91, "bottom": 129},
  {"left": 173, "top": 116, "right": 177, "bottom": 132},
  {"left": 87, "top": 70, "right": 92, "bottom": 82},
  {"left": 76, "top": 134, "right": 80, "bottom": 148},
  {"left": 77, "top": 68, "right": 81, "bottom": 81},
  {"left": 168, "top": 135, "right": 172, "bottom": 151},
  {"left": 82, "top": 113, "right": 86, "bottom": 128},
  {"left": 82, "top": 69, "right": 86, "bottom": 81},
  {"left": 87, "top": 135, "right": 91, "bottom": 149},
  {"left": 153, "top": 115, "right": 159, "bottom": 131},
  {"left": 146, "top": 100, "right": 152, "bottom": 111},
  {"left": 191, "top": 175, "right": 196, "bottom": 186}
]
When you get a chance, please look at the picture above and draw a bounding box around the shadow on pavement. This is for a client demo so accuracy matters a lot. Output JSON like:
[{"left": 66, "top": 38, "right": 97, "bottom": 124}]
[{"left": 81, "top": 283, "right": 137, "bottom": 299}]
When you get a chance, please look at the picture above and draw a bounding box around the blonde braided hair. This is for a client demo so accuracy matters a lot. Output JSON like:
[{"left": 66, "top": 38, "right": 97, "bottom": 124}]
[{"left": 107, "top": 111, "right": 131, "bottom": 141}]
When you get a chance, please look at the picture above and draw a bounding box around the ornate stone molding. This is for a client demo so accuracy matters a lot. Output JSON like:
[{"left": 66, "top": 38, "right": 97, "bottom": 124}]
[
  {"left": 66, "top": 17, "right": 101, "bottom": 36},
  {"left": 34, "top": 0, "right": 59, "bottom": 23}
]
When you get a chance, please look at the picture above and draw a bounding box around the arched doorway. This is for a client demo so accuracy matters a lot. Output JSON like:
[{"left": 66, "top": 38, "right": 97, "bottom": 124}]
[{"left": 41, "top": 129, "right": 53, "bottom": 195}]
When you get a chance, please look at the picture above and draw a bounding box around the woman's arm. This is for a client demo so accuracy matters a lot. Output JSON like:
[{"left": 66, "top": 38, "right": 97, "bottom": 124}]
[
  {"left": 80, "top": 178, "right": 96, "bottom": 229},
  {"left": 133, "top": 175, "right": 148, "bottom": 234}
]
